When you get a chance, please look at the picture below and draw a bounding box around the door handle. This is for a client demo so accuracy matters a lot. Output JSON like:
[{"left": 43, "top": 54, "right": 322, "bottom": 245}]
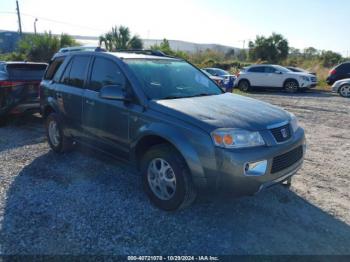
[{"left": 86, "top": 100, "right": 95, "bottom": 106}]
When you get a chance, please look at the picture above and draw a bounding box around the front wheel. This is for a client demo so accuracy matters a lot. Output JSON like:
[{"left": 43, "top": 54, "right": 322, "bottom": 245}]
[
  {"left": 141, "top": 144, "right": 197, "bottom": 211},
  {"left": 45, "top": 113, "right": 73, "bottom": 153},
  {"left": 339, "top": 84, "right": 350, "bottom": 98},
  {"left": 284, "top": 80, "right": 299, "bottom": 93}
]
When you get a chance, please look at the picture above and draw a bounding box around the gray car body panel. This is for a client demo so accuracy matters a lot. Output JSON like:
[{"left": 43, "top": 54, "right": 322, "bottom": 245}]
[{"left": 40, "top": 51, "right": 306, "bottom": 194}]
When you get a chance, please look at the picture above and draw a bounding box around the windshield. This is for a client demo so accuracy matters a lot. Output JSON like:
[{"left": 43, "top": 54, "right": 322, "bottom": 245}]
[
  {"left": 273, "top": 65, "right": 291, "bottom": 73},
  {"left": 125, "top": 59, "right": 223, "bottom": 100}
]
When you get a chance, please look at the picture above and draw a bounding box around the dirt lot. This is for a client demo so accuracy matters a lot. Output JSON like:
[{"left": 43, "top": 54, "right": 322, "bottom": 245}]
[{"left": 0, "top": 91, "right": 349, "bottom": 255}]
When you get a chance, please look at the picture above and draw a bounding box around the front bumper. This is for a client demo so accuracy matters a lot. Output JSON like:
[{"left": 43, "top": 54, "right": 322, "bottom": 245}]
[{"left": 207, "top": 127, "right": 305, "bottom": 195}]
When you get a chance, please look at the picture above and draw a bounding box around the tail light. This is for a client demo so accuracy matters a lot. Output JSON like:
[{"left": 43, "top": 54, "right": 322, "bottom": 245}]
[
  {"left": 0, "top": 81, "right": 24, "bottom": 88},
  {"left": 329, "top": 69, "right": 336, "bottom": 75}
]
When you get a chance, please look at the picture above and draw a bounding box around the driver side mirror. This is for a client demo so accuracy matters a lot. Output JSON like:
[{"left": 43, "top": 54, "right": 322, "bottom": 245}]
[{"left": 99, "top": 85, "right": 130, "bottom": 101}]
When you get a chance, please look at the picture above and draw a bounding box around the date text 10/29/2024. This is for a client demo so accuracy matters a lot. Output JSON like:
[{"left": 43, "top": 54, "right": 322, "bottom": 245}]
[{"left": 127, "top": 256, "right": 219, "bottom": 261}]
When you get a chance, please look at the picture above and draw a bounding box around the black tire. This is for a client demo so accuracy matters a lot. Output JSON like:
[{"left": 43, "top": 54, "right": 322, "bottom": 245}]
[
  {"left": 284, "top": 80, "right": 299, "bottom": 93},
  {"left": 141, "top": 144, "right": 197, "bottom": 211},
  {"left": 45, "top": 113, "right": 73, "bottom": 153},
  {"left": 238, "top": 80, "right": 250, "bottom": 92}
]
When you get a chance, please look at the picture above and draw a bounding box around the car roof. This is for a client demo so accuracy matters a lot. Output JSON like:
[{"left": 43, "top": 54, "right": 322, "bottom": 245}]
[
  {"left": 1, "top": 61, "right": 48, "bottom": 65},
  {"left": 53, "top": 49, "right": 180, "bottom": 61}
]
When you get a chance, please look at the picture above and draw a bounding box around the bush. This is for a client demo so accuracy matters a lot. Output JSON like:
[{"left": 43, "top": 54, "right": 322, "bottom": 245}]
[{"left": 18, "top": 32, "right": 79, "bottom": 62}]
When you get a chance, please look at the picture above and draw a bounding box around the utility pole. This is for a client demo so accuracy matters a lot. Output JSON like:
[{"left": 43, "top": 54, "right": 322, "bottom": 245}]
[
  {"left": 16, "top": 0, "right": 23, "bottom": 36},
  {"left": 34, "top": 18, "right": 38, "bottom": 35}
]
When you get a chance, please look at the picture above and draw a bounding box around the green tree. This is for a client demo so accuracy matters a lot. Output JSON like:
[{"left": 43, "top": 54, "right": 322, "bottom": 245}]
[
  {"left": 248, "top": 33, "right": 289, "bottom": 63},
  {"left": 99, "top": 26, "right": 143, "bottom": 51},
  {"left": 303, "top": 47, "right": 318, "bottom": 59},
  {"left": 150, "top": 39, "right": 189, "bottom": 59},
  {"left": 320, "top": 50, "right": 343, "bottom": 67},
  {"left": 18, "top": 32, "right": 79, "bottom": 62}
]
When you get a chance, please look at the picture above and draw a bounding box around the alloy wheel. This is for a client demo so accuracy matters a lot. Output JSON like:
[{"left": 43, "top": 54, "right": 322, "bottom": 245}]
[
  {"left": 147, "top": 158, "right": 177, "bottom": 201},
  {"left": 340, "top": 85, "right": 350, "bottom": 97},
  {"left": 48, "top": 120, "right": 60, "bottom": 147}
]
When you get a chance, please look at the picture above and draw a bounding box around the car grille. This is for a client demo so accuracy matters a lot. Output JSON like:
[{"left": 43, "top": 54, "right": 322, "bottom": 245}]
[
  {"left": 311, "top": 77, "right": 317, "bottom": 82},
  {"left": 271, "top": 146, "right": 303, "bottom": 174},
  {"left": 270, "top": 124, "right": 291, "bottom": 143}
]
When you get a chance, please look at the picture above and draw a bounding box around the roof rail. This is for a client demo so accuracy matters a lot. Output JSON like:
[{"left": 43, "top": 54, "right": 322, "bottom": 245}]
[
  {"left": 115, "top": 49, "right": 177, "bottom": 58},
  {"left": 58, "top": 46, "right": 106, "bottom": 53}
]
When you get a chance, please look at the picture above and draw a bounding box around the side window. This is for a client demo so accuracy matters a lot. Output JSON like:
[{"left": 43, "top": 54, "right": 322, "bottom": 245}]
[
  {"left": 68, "top": 56, "right": 90, "bottom": 88},
  {"left": 340, "top": 63, "right": 350, "bottom": 72},
  {"left": 88, "top": 57, "right": 126, "bottom": 92},
  {"left": 44, "top": 57, "right": 65, "bottom": 80},
  {"left": 265, "top": 67, "right": 276, "bottom": 73},
  {"left": 249, "top": 67, "right": 265, "bottom": 73},
  {"left": 60, "top": 60, "right": 73, "bottom": 85},
  {"left": 60, "top": 56, "right": 90, "bottom": 88}
]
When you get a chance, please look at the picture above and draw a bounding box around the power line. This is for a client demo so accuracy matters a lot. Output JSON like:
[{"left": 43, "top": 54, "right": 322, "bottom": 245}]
[{"left": 0, "top": 11, "right": 105, "bottom": 32}]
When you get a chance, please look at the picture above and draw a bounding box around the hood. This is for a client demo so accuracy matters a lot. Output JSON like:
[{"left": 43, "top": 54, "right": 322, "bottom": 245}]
[
  {"left": 334, "top": 78, "right": 350, "bottom": 85},
  {"left": 149, "top": 93, "right": 290, "bottom": 133},
  {"left": 289, "top": 72, "right": 315, "bottom": 78}
]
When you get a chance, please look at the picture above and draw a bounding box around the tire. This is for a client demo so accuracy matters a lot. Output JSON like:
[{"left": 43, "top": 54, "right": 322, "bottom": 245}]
[
  {"left": 284, "top": 80, "right": 299, "bottom": 93},
  {"left": 45, "top": 113, "right": 73, "bottom": 153},
  {"left": 339, "top": 84, "right": 350, "bottom": 98},
  {"left": 238, "top": 80, "right": 250, "bottom": 92},
  {"left": 141, "top": 144, "right": 197, "bottom": 211}
]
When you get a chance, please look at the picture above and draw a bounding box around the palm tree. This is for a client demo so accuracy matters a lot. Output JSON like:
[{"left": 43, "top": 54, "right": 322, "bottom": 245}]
[{"left": 99, "top": 26, "right": 143, "bottom": 51}]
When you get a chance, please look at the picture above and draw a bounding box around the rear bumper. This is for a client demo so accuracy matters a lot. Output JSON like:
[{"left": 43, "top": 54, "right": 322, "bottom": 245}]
[{"left": 9, "top": 102, "right": 40, "bottom": 114}]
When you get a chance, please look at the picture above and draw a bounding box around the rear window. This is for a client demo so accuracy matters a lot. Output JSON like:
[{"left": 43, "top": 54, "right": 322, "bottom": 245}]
[
  {"left": 337, "top": 63, "right": 350, "bottom": 72},
  {"left": 7, "top": 63, "right": 47, "bottom": 81}
]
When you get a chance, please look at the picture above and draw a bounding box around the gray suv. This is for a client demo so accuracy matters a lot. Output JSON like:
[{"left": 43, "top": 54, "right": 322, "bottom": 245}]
[{"left": 40, "top": 48, "right": 306, "bottom": 211}]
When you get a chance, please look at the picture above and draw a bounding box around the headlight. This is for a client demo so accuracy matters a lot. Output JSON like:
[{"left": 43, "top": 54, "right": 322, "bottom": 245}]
[
  {"left": 300, "top": 76, "right": 309, "bottom": 81},
  {"left": 289, "top": 113, "right": 299, "bottom": 132},
  {"left": 211, "top": 129, "right": 265, "bottom": 149}
]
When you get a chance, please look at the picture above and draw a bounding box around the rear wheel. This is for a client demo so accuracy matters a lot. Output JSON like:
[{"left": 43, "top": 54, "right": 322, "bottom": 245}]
[
  {"left": 339, "top": 84, "right": 350, "bottom": 98},
  {"left": 284, "top": 80, "right": 299, "bottom": 93},
  {"left": 238, "top": 80, "right": 250, "bottom": 92},
  {"left": 141, "top": 144, "right": 197, "bottom": 211},
  {"left": 45, "top": 113, "right": 73, "bottom": 153}
]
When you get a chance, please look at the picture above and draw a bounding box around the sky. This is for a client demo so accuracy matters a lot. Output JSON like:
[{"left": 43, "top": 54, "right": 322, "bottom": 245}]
[{"left": 1, "top": 0, "right": 349, "bottom": 56}]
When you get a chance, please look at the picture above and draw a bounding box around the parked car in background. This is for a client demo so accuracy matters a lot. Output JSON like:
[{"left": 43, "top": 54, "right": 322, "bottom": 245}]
[
  {"left": 40, "top": 49, "right": 305, "bottom": 211},
  {"left": 235, "top": 65, "right": 317, "bottom": 93},
  {"left": 0, "top": 61, "right": 48, "bottom": 126},
  {"left": 326, "top": 62, "right": 350, "bottom": 85},
  {"left": 201, "top": 69, "right": 224, "bottom": 89},
  {"left": 332, "top": 78, "right": 350, "bottom": 97},
  {"left": 286, "top": 66, "right": 316, "bottom": 76},
  {"left": 202, "top": 68, "right": 236, "bottom": 92}
]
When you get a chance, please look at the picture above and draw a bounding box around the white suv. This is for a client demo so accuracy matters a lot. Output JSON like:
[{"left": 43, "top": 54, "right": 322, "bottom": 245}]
[{"left": 235, "top": 65, "right": 317, "bottom": 92}]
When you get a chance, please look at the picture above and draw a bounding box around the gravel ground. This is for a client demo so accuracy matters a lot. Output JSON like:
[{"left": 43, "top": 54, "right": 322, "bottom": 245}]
[{"left": 0, "top": 91, "right": 349, "bottom": 255}]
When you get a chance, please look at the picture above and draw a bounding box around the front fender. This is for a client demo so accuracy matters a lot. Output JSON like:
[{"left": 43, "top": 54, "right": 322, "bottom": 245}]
[{"left": 131, "top": 122, "right": 210, "bottom": 188}]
